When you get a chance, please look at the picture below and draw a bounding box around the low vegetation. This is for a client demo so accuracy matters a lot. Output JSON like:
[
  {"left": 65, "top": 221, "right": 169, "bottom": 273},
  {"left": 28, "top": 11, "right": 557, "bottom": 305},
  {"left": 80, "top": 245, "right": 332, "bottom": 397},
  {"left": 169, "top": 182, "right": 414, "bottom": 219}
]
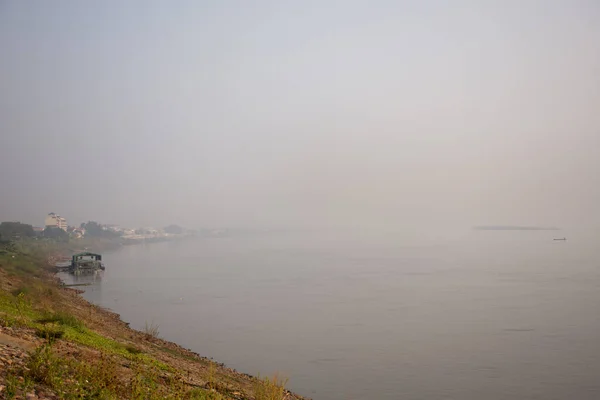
[
  {"left": 0, "top": 239, "right": 297, "bottom": 400},
  {"left": 144, "top": 320, "right": 161, "bottom": 339},
  {"left": 10, "top": 343, "right": 219, "bottom": 399},
  {"left": 254, "top": 374, "right": 290, "bottom": 400}
]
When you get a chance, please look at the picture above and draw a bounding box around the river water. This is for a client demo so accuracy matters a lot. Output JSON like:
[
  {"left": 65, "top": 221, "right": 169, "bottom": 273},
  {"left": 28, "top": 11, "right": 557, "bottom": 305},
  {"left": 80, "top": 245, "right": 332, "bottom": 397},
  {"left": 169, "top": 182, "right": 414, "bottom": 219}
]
[{"left": 59, "top": 229, "right": 600, "bottom": 399}]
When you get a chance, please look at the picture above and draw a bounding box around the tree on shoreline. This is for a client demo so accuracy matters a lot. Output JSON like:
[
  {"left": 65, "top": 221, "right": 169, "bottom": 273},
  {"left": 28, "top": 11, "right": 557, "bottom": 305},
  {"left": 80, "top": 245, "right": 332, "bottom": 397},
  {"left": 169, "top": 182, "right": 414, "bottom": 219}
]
[
  {"left": 43, "top": 226, "right": 69, "bottom": 242},
  {"left": 0, "top": 221, "right": 35, "bottom": 240}
]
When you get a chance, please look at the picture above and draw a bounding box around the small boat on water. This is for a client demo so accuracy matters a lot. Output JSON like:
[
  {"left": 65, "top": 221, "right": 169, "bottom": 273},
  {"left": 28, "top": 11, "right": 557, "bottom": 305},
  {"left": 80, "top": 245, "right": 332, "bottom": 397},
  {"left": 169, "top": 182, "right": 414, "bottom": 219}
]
[
  {"left": 56, "top": 252, "right": 105, "bottom": 274},
  {"left": 553, "top": 238, "right": 567, "bottom": 241}
]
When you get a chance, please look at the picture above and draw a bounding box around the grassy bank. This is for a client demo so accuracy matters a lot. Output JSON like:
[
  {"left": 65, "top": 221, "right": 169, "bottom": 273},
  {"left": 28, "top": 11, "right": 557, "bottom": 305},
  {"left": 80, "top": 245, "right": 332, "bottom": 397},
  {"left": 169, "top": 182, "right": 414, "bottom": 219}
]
[{"left": 0, "top": 240, "right": 302, "bottom": 400}]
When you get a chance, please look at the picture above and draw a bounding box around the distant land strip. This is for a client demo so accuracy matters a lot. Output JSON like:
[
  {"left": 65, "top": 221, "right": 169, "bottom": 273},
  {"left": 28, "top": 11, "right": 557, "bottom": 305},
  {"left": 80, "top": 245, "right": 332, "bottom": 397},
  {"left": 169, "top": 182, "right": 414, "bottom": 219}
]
[{"left": 474, "top": 226, "right": 560, "bottom": 231}]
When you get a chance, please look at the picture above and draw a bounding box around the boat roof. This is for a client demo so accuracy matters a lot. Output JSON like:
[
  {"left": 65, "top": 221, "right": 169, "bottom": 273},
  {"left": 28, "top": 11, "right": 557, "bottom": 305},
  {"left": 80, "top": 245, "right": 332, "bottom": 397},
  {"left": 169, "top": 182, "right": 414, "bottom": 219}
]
[{"left": 72, "top": 252, "right": 102, "bottom": 258}]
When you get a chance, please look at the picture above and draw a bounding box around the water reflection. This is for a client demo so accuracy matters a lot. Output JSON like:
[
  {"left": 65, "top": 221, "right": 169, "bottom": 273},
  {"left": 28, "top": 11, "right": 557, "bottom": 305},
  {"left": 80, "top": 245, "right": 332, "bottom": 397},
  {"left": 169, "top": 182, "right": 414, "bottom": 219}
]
[{"left": 60, "top": 270, "right": 103, "bottom": 285}]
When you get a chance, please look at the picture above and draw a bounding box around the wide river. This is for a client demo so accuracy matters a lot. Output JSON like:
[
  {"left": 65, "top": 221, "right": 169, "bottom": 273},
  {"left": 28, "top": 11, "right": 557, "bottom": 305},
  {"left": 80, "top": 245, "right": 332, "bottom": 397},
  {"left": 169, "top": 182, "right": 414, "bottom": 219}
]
[{"left": 60, "top": 229, "right": 600, "bottom": 399}]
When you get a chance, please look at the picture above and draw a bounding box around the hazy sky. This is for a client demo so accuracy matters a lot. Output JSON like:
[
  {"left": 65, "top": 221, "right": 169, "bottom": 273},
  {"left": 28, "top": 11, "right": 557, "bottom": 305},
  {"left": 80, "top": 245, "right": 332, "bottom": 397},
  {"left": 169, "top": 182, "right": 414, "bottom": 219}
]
[{"left": 1, "top": 1, "right": 599, "bottom": 230}]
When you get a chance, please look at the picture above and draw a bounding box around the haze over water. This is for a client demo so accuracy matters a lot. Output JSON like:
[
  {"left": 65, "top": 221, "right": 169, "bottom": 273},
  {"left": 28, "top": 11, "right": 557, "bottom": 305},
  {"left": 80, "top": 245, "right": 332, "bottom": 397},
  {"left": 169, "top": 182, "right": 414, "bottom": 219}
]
[
  {"left": 61, "top": 229, "right": 600, "bottom": 400},
  {"left": 3, "top": 2, "right": 600, "bottom": 398}
]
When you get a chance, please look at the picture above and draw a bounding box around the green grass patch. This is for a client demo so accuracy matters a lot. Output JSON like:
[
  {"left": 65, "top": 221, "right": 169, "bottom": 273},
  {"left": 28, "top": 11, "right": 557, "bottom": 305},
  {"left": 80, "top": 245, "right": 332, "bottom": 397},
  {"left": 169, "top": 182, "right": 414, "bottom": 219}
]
[
  {"left": 126, "top": 344, "right": 143, "bottom": 355},
  {"left": 35, "top": 324, "right": 65, "bottom": 341},
  {"left": 63, "top": 325, "right": 131, "bottom": 356},
  {"left": 22, "top": 344, "right": 123, "bottom": 399},
  {"left": 148, "top": 357, "right": 177, "bottom": 373},
  {"left": 0, "top": 252, "right": 43, "bottom": 277},
  {"left": 10, "top": 285, "right": 30, "bottom": 297},
  {"left": 61, "top": 324, "right": 172, "bottom": 372},
  {"left": 10, "top": 343, "right": 196, "bottom": 400},
  {"left": 0, "top": 289, "right": 40, "bottom": 325},
  {"left": 0, "top": 314, "right": 19, "bottom": 327},
  {"left": 37, "top": 311, "right": 85, "bottom": 332}
]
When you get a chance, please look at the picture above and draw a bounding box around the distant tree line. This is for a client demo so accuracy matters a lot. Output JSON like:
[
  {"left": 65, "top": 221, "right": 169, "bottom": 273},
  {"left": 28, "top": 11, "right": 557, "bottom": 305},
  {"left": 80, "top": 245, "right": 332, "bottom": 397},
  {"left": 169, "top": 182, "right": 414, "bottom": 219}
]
[
  {"left": 0, "top": 220, "right": 190, "bottom": 243},
  {"left": 0, "top": 222, "right": 35, "bottom": 240},
  {"left": 80, "top": 221, "right": 120, "bottom": 238}
]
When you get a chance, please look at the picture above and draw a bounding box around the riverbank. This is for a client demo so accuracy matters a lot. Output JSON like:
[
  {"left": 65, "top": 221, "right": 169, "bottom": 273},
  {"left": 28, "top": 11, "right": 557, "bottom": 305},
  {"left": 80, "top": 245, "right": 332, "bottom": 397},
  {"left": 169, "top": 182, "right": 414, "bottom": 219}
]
[{"left": 0, "top": 242, "right": 307, "bottom": 399}]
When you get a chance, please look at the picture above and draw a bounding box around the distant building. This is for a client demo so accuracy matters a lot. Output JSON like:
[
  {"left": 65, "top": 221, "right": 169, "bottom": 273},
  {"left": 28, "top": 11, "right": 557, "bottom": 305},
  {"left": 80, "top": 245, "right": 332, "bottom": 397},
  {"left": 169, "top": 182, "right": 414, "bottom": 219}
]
[
  {"left": 71, "top": 228, "right": 85, "bottom": 239},
  {"left": 145, "top": 228, "right": 159, "bottom": 236},
  {"left": 122, "top": 229, "right": 136, "bottom": 237},
  {"left": 45, "top": 212, "right": 67, "bottom": 231},
  {"left": 102, "top": 224, "right": 122, "bottom": 233}
]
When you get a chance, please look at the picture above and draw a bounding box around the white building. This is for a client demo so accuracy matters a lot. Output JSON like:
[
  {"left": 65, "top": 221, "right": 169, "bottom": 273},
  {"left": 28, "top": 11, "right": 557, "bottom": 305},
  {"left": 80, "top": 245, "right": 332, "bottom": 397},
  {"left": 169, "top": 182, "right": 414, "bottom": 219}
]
[
  {"left": 102, "top": 224, "right": 121, "bottom": 233},
  {"left": 45, "top": 212, "right": 67, "bottom": 231}
]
